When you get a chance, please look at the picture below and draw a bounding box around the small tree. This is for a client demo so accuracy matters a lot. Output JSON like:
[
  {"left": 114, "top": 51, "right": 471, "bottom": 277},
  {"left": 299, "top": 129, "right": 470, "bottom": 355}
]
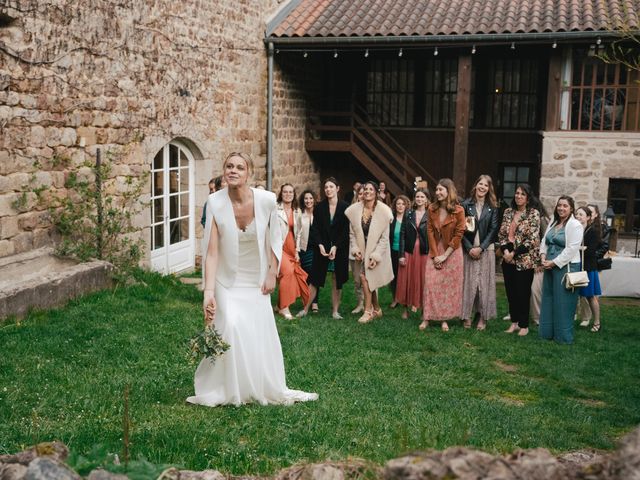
[{"left": 44, "top": 149, "right": 148, "bottom": 279}]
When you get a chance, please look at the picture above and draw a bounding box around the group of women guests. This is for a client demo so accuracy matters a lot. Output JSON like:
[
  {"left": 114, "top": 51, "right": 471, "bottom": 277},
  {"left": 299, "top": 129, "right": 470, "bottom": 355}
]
[{"left": 271, "top": 175, "right": 604, "bottom": 344}]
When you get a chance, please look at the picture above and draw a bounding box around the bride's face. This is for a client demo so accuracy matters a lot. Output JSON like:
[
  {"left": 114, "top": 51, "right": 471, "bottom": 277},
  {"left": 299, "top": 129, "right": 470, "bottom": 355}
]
[{"left": 224, "top": 156, "right": 249, "bottom": 187}]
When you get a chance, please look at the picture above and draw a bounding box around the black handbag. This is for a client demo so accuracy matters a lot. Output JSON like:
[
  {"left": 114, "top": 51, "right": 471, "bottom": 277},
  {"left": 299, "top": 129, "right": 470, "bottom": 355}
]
[{"left": 597, "top": 257, "right": 612, "bottom": 271}]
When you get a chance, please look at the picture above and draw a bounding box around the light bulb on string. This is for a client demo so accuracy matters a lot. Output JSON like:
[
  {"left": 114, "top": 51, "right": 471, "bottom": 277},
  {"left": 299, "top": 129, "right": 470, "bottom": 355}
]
[
  {"left": 398, "top": 48, "right": 403, "bottom": 57},
  {"left": 364, "top": 49, "right": 369, "bottom": 58},
  {"left": 433, "top": 47, "right": 438, "bottom": 56},
  {"left": 552, "top": 40, "right": 557, "bottom": 49},
  {"left": 596, "top": 37, "right": 602, "bottom": 45},
  {"left": 471, "top": 45, "right": 476, "bottom": 54},
  {"left": 510, "top": 42, "right": 515, "bottom": 50},
  {"left": 303, "top": 51, "right": 308, "bottom": 58},
  {"left": 333, "top": 49, "right": 338, "bottom": 58}
]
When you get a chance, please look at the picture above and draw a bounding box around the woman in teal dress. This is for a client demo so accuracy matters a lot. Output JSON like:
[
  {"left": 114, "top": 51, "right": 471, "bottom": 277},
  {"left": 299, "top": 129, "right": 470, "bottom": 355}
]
[{"left": 539, "top": 195, "right": 584, "bottom": 344}]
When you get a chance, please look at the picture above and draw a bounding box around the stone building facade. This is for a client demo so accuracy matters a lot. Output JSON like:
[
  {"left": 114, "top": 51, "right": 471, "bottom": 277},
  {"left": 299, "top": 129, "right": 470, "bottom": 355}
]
[
  {"left": 540, "top": 132, "right": 640, "bottom": 254},
  {"left": 0, "top": 0, "right": 320, "bottom": 272}
]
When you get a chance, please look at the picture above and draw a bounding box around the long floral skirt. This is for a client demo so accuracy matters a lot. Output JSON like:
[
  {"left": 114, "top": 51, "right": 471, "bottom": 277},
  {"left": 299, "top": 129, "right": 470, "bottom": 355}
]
[
  {"left": 422, "top": 247, "right": 463, "bottom": 321},
  {"left": 461, "top": 249, "right": 497, "bottom": 321}
]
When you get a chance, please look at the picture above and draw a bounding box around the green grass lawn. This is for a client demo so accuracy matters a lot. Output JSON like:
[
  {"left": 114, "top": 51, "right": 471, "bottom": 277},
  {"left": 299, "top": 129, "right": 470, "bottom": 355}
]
[{"left": 1, "top": 271, "right": 639, "bottom": 476}]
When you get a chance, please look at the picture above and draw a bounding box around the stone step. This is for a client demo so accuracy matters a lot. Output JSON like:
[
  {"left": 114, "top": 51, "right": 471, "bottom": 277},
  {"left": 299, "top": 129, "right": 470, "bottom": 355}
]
[{"left": 0, "top": 247, "right": 113, "bottom": 320}]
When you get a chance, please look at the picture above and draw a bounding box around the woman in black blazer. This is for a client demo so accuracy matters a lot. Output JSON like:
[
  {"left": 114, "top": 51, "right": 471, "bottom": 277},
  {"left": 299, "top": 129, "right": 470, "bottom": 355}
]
[
  {"left": 461, "top": 175, "right": 500, "bottom": 330},
  {"left": 394, "top": 188, "right": 430, "bottom": 319},
  {"left": 576, "top": 206, "right": 602, "bottom": 332},
  {"left": 297, "top": 177, "right": 350, "bottom": 319}
]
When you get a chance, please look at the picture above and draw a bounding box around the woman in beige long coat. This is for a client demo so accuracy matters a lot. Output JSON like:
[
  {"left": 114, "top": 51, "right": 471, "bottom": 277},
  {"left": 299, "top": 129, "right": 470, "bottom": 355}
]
[{"left": 345, "top": 181, "right": 394, "bottom": 324}]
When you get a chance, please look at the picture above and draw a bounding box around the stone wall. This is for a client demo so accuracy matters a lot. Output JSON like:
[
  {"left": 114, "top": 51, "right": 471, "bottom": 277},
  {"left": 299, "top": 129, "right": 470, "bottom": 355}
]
[
  {"left": 540, "top": 131, "right": 640, "bottom": 253},
  {"left": 0, "top": 0, "right": 297, "bottom": 266},
  {"left": 271, "top": 54, "right": 323, "bottom": 195}
]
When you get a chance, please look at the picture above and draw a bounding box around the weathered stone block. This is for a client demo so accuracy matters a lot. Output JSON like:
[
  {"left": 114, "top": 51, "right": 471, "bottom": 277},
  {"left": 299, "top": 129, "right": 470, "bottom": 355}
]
[
  {"left": 0, "top": 239, "right": 16, "bottom": 257},
  {"left": 12, "top": 231, "right": 34, "bottom": 254},
  {"left": 0, "top": 193, "right": 19, "bottom": 216},
  {"left": 541, "top": 164, "right": 564, "bottom": 178},
  {"left": 76, "top": 126, "right": 97, "bottom": 146},
  {"left": 60, "top": 128, "right": 77, "bottom": 147},
  {"left": 569, "top": 160, "right": 588, "bottom": 170},
  {"left": 30, "top": 125, "right": 47, "bottom": 148},
  {"left": 0, "top": 216, "right": 19, "bottom": 239},
  {"left": 32, "top": 228, "right": 54, "bottom": 248}
]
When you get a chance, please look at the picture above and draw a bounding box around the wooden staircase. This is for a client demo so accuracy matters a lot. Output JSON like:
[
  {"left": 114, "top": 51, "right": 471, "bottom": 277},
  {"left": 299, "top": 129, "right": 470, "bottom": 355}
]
[{"left": 306, "top": 105, "right": 436, "bottom": 196}]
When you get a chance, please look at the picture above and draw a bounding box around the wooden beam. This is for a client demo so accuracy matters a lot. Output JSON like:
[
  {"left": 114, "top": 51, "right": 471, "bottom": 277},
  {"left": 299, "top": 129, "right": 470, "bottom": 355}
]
[
  {"left": 453, "top": 54, "right": 472, "bottom": 195},
  {"left": 545, "top": 52, "right": 563, "bottom": 131}
]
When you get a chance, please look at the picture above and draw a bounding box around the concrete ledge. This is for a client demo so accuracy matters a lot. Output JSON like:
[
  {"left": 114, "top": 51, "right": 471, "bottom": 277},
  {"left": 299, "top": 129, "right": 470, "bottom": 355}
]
[{"left": 0, "top": 248, "right": 113, "bottom": 319}]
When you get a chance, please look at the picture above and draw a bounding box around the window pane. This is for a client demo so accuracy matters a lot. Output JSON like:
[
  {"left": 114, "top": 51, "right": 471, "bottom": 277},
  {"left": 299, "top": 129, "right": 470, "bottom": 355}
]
[
  {"left": 517, "top": 167, "right": 530, "bottom": 182},
  {"left": 153, "top": 171, "right": 163, "bottom": 196},
  {"left": 179, "top": 167, "right": 189, "bottom": 192},
  {"left": 170, "top": 145, "right": 179, "bottom": 168},
  {"left": 504, "top": 167, "right": 516, "bottom": 182},
  {"left": 153, "top": 198, "right": 163, "bottom": 223},
  {"left": 180, "top": 149, "right": 189, "bottom": 168},
  {"left": 504, "top": 183, "right": 515, "bottom": 198},
  {"left": 153, "top": 224, "right": 164, "bottom": 249},
  {"left": 169, "top": 219, "right": 189, "bottom": 245},
  {"left": 169, "top": 194, "right": 179, "bottom": 219},
  {"left": 153, "top": 150, "right": 163, "bottom": 170},
  {"left": 180, "top": 193, "right": 189, "bottom": 217},
  {"left": 169, "top": 170, "right": 179, "bottom": 194}
]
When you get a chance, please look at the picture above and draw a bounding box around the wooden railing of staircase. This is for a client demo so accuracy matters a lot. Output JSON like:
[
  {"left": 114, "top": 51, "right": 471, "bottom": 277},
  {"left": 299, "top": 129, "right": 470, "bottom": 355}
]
[{"left": 306, "top": 104, "right": 437, "bottom": 196}]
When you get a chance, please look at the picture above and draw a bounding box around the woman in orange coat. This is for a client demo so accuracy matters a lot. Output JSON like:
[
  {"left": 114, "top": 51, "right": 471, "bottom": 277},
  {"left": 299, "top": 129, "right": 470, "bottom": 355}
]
[{"left": 421, "top": 178, "right": 466, "bottom": 332}]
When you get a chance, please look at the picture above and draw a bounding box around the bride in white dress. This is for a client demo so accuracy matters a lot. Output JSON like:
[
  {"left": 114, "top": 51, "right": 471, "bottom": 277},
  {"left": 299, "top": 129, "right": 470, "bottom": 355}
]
[{"left": 187, "top": 152, "right": 318, "bottom": 406}]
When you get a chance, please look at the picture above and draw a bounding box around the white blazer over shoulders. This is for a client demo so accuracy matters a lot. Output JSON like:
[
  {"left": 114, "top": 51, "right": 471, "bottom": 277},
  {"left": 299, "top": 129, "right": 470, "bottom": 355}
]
[
  {"left": 540, "top": 215, "right": 584, "bottom": 268},
  {"left": 202, "top": 187, "right": 283, "bottom": 289}
]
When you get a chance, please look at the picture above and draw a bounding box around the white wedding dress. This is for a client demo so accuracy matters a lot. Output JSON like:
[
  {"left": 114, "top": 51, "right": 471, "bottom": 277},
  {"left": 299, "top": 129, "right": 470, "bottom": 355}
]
[{"left": 187, "top": 221, "right": 318, "bottom": 406}]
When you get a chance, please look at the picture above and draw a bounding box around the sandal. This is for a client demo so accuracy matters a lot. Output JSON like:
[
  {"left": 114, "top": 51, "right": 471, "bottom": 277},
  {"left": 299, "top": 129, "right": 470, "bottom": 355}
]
[
  {"left": 476, "top": 319, "right": 487, "bottom": 331},
  {"left": 579, "top": 319, "right": 590, "bottom": 327},
  {"left": 401, "top": 309, "right": 409, "bottom": 320},
  {"left": 373, "top": 308, "right": 383, "bottom": 318},
  {"left": 463, "top": 319, "right": 472, "bottom": 329},
  {"left": 419, "top": 320, "right": 428, "bottom": 330},
  {"left": 295, "top": 310, "right": 308, "bottom": 318},
  {"left": 390, "top": 301, "right": 398, "bottom": 309},
  {"left": 591, "top": 323, "right": 601, "bottom": 333},
  {"left": 279, "top": 308, "right": 294, "bottom": 320},
  {"left": 311, "top": 304, "right": 319, "bottom": 314},
  {"left": 517, "top": 328, "right": 529, "bottom": 337},
  {"left": 358, "top": 310, "right": 374, "bottom": 324},
  {"left": 351, "top": 304, "right": 364, "bottom": 314},
  {"left": 441, "top": 322, "right": 449, "bottom": 332},
  {"left": 505, "top": 323, "right": 519, "bottom": 334}
]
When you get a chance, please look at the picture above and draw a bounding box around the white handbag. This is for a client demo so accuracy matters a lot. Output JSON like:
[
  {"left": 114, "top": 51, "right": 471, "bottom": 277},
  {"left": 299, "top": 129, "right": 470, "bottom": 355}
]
[{"left": 563, "top": 245, "right": 589, "bottom": 291}]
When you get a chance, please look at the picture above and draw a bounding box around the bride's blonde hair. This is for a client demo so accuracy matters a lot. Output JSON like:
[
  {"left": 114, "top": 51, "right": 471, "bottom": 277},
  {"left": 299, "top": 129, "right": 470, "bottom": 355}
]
[{"left": 223, "top": 152, "right": 255, "bottom": 177}]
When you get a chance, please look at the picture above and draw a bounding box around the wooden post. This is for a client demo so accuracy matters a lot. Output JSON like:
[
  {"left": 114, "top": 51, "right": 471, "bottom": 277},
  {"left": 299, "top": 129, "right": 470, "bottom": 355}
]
[
  {"left": 453, "top": 54, "right": 471, "bottom": 194},
  {"left": 545, "top": 52, "right": 563, "bottom": 131}
]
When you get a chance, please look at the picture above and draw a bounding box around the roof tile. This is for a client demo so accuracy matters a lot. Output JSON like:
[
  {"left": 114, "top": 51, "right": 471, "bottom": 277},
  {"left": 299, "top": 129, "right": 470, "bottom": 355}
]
[{"left": 269, "top": 0, "right": 640, "bottom": 38}]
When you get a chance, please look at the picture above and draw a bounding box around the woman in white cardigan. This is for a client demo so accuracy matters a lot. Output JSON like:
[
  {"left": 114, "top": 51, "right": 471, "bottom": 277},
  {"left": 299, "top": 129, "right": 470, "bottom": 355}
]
[
  {"left": 344, "top": 181, "right": 394, "bottom": 324},
  {"left": 539, "top": 195, "right": 584, "bottom": 344},
  {"left": 188, "top": 152, "right": 317, "bottom": 406}
]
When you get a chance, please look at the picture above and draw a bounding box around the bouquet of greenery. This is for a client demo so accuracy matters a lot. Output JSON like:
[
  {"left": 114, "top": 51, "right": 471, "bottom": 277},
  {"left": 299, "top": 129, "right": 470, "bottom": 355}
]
[{"left": 188, "top": 326, "right": 230, "bottom": 365}]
